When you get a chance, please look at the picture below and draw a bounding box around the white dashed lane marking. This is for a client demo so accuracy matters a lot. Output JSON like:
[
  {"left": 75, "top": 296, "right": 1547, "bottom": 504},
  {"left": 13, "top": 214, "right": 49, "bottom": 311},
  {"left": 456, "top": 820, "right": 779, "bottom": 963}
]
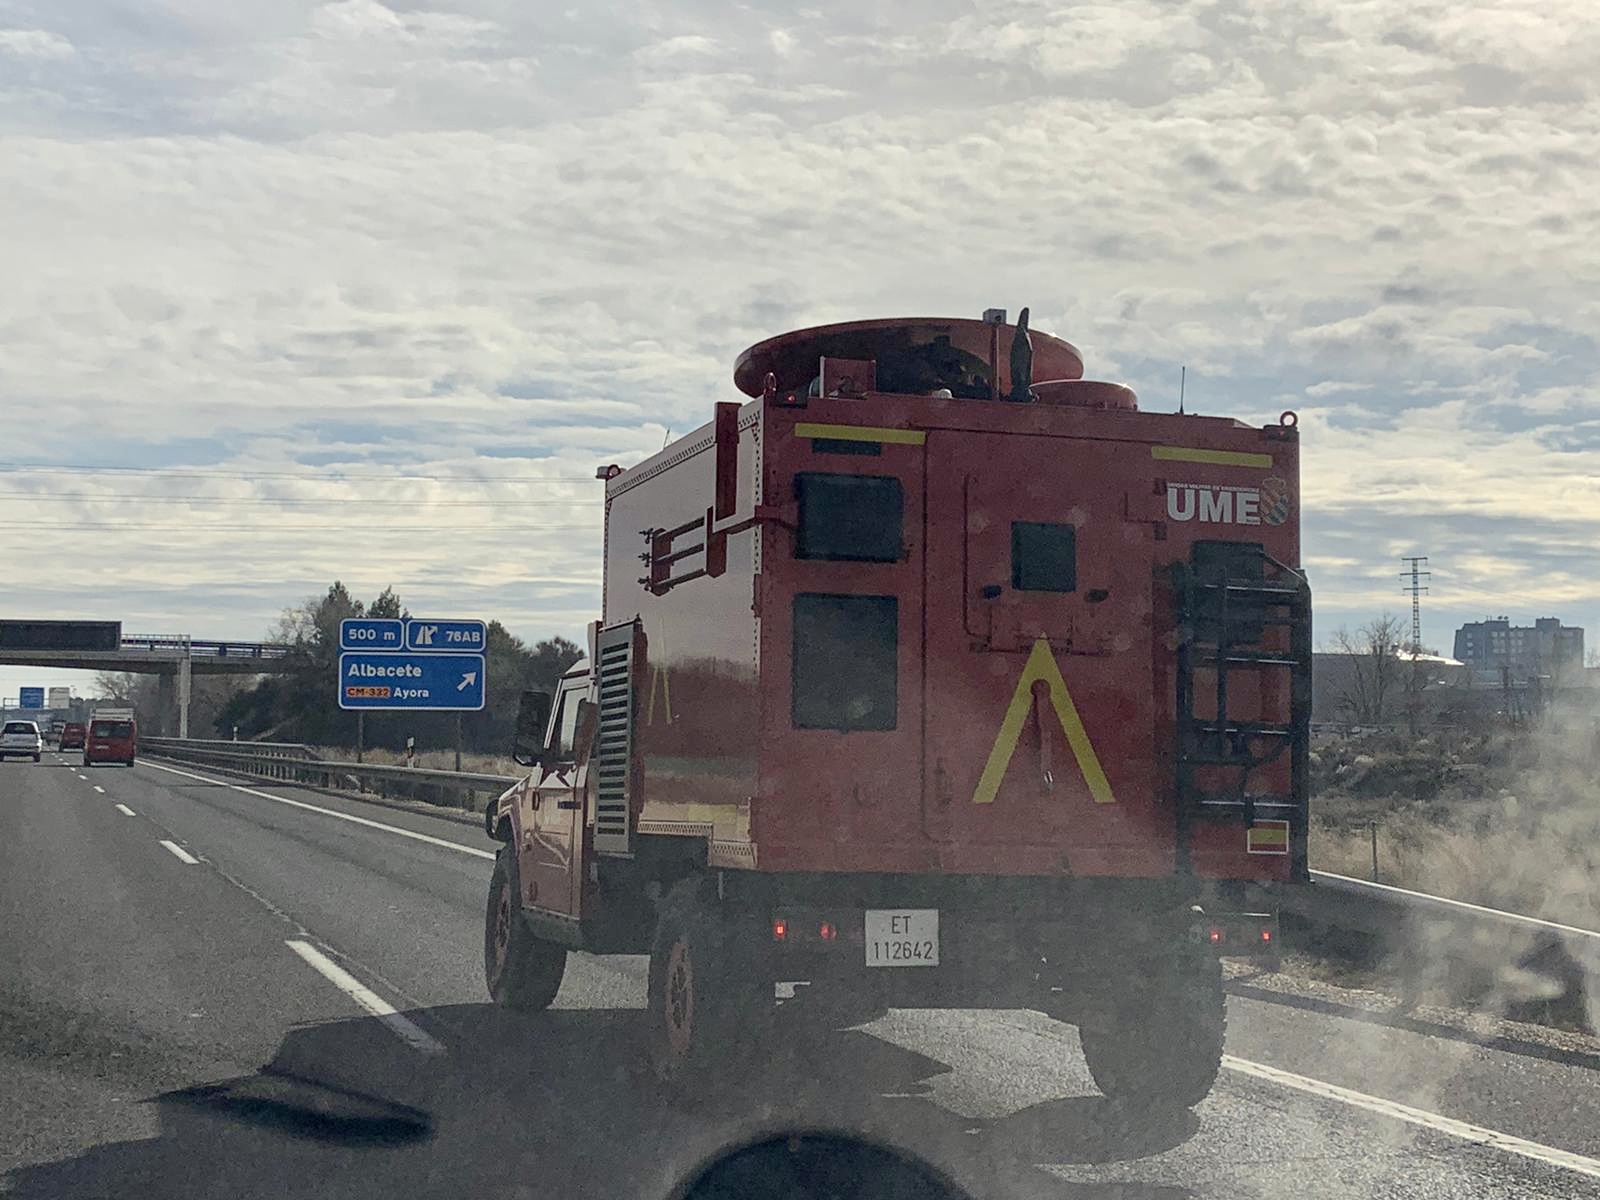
[
  {"left": 158, "top": 840, "right": 201, "bottom": 865},
  {"left": 284, "top": 939, "right": 443, "bottom": 1055},
  {"left": 144, "top": 761, "right": 496, "bottom": 860},
  {"left": 1223, "top": 1055, "right": 1600, "bottom": 1182},
  {"left": 115, "top": 804, "right": 136, "bottom": 816}
]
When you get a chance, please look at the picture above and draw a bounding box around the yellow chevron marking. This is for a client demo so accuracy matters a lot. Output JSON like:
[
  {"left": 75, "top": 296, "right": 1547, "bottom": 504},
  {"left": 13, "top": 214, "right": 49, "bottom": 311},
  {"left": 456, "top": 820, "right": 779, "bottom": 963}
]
[{"left": 970, "top": 637, "right": 1116, "bottom": 806}]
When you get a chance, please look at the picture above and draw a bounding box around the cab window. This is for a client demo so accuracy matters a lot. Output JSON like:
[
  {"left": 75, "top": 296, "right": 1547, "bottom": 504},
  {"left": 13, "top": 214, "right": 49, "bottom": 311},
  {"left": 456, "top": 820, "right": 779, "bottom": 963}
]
[{"left": 548, "top": 686, "right": 583, "bottom": 759}]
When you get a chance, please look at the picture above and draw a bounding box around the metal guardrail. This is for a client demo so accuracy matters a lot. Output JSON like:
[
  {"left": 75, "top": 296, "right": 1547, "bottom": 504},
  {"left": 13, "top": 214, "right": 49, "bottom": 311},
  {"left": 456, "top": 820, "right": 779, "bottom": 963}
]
[
  {"left": 1281, "top": 869, "right": 1599, "bottom": 1023},
  {"left": 122, "top": 637, "right": 289, "bottom": 659},
  {"left": 1288, "top": 869, "right": 1600, "bottom": 952},
  {"left": 141, "top": 737, "right": 516, "bottom": 800}
]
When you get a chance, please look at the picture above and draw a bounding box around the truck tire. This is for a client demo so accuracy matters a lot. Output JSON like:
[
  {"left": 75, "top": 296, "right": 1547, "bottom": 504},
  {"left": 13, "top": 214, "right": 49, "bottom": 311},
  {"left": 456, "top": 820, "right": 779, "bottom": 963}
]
[
  {"left": 484, "top": 848, "right": 567, "bottom": 1011},
  {"left": 1077, "top": 950, "right": 1225, "bottom": 1111},
  {"left": 648, "top": 878, "right": 771, "bottom": 1088}
]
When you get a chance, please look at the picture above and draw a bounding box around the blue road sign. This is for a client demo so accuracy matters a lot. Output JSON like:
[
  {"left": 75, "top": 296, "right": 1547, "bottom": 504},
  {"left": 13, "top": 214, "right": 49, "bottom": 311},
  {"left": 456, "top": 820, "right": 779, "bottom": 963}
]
[
  {"left": 338, "top": 652, "right": 486, "bottom": 711},
  {"left": 406, "top": 618, "right": 487, "bottom": 653},
  {"left": 340, "top": 618, "right": 404, "bottom": 652},
  {"left": 19, "top": 687, "right": 44, "bottom": 709}
]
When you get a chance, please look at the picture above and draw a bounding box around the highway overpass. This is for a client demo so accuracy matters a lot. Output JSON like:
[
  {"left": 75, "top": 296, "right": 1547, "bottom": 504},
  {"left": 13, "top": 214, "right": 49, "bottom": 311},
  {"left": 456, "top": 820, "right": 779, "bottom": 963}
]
[{"left": 0, "top": 634, "right": 291, "bottom": 737}]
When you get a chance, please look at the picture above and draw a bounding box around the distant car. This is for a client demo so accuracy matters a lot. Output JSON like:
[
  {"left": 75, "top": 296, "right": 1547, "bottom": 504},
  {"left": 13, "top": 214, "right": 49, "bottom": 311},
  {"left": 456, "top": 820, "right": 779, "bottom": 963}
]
[
  {"left": 59, "top": 722, "right": 87, "bottom": 750},
  {"left": 0, "top": 720, "right": 43, "bottom": 763},
  {"left": 83, "top": 717, "right": 137, "bottom": 767}
]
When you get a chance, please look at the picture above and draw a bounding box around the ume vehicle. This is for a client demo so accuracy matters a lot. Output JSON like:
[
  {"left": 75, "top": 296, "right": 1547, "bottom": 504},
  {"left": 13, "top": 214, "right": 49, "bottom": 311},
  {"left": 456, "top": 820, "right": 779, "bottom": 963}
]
[{"left": 485, "top": 312, "right": 1310, "bottom": 1105}]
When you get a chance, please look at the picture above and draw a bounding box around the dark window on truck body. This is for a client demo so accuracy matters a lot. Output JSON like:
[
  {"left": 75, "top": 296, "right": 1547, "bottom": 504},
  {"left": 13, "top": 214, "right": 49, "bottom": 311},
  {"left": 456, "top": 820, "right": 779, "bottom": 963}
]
[
  {"left": 794, "top": 473, "right": 903, "bottom": 563},
  {"left": 1192, "top": 540, "right": 1266, "bottom": 644},
  {"left": 792, "top": 593, "right": 898, "bottom": 731},
  {"left": 1011, "top": 522, "right": 1077, "bottom": 592}
]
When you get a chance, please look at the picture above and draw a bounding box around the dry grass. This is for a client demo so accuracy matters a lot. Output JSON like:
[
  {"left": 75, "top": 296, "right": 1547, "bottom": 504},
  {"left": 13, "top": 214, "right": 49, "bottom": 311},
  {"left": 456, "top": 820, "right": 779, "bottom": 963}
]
[
  {"left": 315, "top": 744, "right": 523, "bottom": 778},
  {"left": 1310, "top": 712, "right": 1600, "bottom": 931}
]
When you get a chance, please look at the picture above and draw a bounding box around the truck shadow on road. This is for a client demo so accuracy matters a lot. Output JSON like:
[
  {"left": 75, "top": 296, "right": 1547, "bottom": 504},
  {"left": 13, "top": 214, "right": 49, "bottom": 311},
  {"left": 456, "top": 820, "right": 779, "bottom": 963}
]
[{"left": 6, "top": 1004, "right": 1196, "bottom": 1200}]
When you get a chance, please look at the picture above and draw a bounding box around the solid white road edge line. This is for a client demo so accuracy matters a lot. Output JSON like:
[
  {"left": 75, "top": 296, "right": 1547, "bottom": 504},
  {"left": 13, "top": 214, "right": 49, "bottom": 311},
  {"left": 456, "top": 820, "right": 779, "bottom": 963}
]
[
  {"left": 159, "top": 840, "right": 201, "bottom": 865},
  {"left": 1223, "top": 1055, "right": 1600, "bottom": 1182},
  {"left": 144, "top": 760, "right": 496, "bottom": 861},
  {"left": 284, "top": 939, "right": 443, "bottom": 1055},
  {"left": 115, "top": 804, "right": 136, "bottom": 816}
]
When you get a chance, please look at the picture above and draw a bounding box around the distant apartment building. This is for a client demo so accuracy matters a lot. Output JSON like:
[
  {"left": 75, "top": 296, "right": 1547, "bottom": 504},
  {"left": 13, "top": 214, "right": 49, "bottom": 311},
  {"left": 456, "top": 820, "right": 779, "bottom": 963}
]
[{"left": 1452, "top": 616, "right": 1585, "bottom": 681}]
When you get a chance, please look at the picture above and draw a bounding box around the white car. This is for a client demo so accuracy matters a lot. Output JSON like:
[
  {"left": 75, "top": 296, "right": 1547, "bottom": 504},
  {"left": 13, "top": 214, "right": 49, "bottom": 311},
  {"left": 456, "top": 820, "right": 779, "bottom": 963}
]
[{"left": 0, "top": 720, "right": 44, "bottom": 763}]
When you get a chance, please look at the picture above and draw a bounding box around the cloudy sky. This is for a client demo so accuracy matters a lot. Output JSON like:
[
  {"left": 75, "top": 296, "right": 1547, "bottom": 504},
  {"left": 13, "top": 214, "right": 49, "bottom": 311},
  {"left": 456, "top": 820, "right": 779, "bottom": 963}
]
[{"left": 2, "top": 0, "right": 1596, "bottom": 701}]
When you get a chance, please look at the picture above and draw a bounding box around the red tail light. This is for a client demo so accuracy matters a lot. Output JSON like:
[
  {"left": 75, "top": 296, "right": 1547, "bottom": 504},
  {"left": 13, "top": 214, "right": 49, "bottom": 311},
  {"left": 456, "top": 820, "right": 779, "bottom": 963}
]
[
  {"left": 1208, "top": 926, "right": 1224, "bottom": 945},
  {"left": 1260, "top": 927, "right": 1273, "bottom": 943},
  {"left": 772, "top": 918, "right": 788, "bottom": 941},
  {"left": 819, "top": 921, "right": 837, "bottom": 942}
]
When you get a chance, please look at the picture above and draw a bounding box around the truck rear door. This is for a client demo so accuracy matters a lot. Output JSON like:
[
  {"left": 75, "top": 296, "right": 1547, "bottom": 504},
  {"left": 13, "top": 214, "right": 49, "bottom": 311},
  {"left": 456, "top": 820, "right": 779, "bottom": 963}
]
[
  {"left": 922, "top": 432, "right": 1173, "bottom": 876},
  {"left": 758, "top": 422, "right": 927, "bottom": 870}
]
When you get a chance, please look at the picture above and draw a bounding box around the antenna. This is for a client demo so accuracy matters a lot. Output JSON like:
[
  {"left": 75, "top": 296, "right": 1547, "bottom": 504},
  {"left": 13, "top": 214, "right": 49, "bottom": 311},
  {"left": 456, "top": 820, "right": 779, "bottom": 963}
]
[
  {"left": 1179, "top": 366, "right": 1186, "bottom": 415},
  {"left": 662, "top": 427, "right": 672, "bottom": 449}
]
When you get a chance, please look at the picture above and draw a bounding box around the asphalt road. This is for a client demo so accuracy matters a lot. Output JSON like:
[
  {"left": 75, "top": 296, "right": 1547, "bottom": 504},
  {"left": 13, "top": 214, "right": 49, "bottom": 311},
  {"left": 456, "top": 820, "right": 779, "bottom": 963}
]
[{"left": 3, "top": 751, "right": 1599, "bottom": 1199}]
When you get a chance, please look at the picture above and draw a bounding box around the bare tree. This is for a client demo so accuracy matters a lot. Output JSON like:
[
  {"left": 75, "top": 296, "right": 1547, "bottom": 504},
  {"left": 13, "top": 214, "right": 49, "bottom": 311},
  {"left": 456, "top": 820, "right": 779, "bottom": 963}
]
[
  {"left": 1330, "top": 613, "right": 1406, "bottom": 727},
  {"left": 91, "top": 671, "right": 160, "bottom": 727},
  {"left": 1399, "top": 643, "right": 1448, "bottom": 736}
]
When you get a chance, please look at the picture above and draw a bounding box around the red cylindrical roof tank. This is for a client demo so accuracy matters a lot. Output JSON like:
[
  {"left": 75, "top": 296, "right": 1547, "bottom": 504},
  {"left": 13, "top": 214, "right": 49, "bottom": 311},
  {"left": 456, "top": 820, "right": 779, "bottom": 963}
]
[{"left": 734, "top": 316, "right": 1137, "bottom": 405}]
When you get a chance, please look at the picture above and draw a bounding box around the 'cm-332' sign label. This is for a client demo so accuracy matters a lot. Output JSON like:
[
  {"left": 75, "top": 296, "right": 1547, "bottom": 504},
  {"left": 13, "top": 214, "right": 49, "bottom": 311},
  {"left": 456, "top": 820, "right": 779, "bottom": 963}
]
[{"left": 1166, "top": 477, "right": 1291, "bottom": 526}]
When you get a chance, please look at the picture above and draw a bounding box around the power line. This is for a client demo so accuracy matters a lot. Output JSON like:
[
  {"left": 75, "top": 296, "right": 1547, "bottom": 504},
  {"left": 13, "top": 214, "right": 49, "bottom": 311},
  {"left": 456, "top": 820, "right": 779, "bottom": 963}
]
[
  {"left": 0, "top": 462, "right": 596, "bottom": 484},
  {"left": 19, "top": 521, "right": 597, "bottom": 532},
  {"left": 1431, "top": 576, "right": 1562, "bottom": 613},
  {"left": 0, "top": 491, "right": 597, "bottom": 507}
]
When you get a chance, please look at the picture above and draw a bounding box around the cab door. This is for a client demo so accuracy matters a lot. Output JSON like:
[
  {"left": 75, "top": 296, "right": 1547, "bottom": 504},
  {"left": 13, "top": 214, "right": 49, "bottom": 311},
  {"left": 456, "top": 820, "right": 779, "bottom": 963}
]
[
  {"left": 519, "top": 673, "right": 590, "bottom": 917},
  {"left": 922, "top": 432, "right": 1172, "bottom": 875}
]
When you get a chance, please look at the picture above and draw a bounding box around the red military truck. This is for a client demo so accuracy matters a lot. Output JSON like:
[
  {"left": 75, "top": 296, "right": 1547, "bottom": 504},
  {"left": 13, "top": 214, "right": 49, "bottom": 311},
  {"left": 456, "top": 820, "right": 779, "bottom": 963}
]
[{"left": 485, "top": 311, "right": 1309, "bottom": 1108}]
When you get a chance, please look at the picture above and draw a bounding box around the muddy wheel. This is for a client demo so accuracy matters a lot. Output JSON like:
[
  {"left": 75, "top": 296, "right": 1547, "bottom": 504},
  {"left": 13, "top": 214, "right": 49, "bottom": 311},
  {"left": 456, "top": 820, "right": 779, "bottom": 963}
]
[
  {"left": 484, "top": 848, "right": 566, "bottom": 1011},
  {"left": 1077, "top": 950, "right": 1225, "bottom": 1110},
  {"left": 648, "top": 879, "right": 771, "bottom": 1089}
]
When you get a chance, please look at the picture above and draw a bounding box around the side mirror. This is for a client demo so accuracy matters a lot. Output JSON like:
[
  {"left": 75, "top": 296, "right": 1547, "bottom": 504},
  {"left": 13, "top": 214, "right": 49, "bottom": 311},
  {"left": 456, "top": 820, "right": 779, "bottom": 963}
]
[{"left": 511, "top": 689, "right": 552, "bottom": 767}]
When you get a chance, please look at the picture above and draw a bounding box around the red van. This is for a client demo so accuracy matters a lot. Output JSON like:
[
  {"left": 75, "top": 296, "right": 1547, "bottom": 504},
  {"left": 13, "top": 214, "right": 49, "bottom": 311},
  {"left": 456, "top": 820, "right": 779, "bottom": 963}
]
[
  {"left": 84, "top": 717, "right": 137, "bottom": 767},
  {"left": 59, "top": 722, "right": 87, "bottom": 750}
]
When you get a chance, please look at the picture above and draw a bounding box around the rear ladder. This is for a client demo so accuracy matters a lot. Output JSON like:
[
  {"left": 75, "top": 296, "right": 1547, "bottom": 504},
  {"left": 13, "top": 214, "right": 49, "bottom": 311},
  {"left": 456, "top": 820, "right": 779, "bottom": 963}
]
[{"left": 1173, "top": 545, "right": 1312, "bottom": 879}]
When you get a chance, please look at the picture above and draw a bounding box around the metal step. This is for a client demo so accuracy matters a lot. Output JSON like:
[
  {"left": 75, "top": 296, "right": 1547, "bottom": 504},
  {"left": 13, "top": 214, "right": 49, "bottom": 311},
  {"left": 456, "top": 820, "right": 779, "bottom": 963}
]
[
  {"left": 1192, "top": 653, "right": 1301, "bottom": 668},
  {"left": 1191, "top": 722, "right": 1293, "bottom": 737}
]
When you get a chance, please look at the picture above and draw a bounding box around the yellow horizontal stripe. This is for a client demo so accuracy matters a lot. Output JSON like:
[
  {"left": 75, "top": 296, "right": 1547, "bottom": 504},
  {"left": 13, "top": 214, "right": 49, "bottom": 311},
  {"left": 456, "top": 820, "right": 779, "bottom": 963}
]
[
  {"left": 1247, "top": 828, "right": 1289, "bottom": 846},
  {"left": 796, "top": 422, "right": 926, "bottom": 446},
  {"left": 1151, "top": 445, "right": 1273, "bottom": 468}
]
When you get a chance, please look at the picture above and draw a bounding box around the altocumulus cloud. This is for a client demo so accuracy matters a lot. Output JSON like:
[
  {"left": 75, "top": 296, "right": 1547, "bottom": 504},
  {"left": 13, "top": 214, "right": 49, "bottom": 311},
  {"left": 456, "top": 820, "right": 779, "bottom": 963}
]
[{"left": 0, "top": 0, "right": 1595, "bottom": 665}]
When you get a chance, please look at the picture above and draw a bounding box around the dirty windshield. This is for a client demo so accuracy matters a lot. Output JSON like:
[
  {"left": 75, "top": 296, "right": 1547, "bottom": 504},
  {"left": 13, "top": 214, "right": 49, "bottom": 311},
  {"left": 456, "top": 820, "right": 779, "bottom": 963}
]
[{"left": 3, "top": 3, "right": 1597, "bottom": 1199}]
